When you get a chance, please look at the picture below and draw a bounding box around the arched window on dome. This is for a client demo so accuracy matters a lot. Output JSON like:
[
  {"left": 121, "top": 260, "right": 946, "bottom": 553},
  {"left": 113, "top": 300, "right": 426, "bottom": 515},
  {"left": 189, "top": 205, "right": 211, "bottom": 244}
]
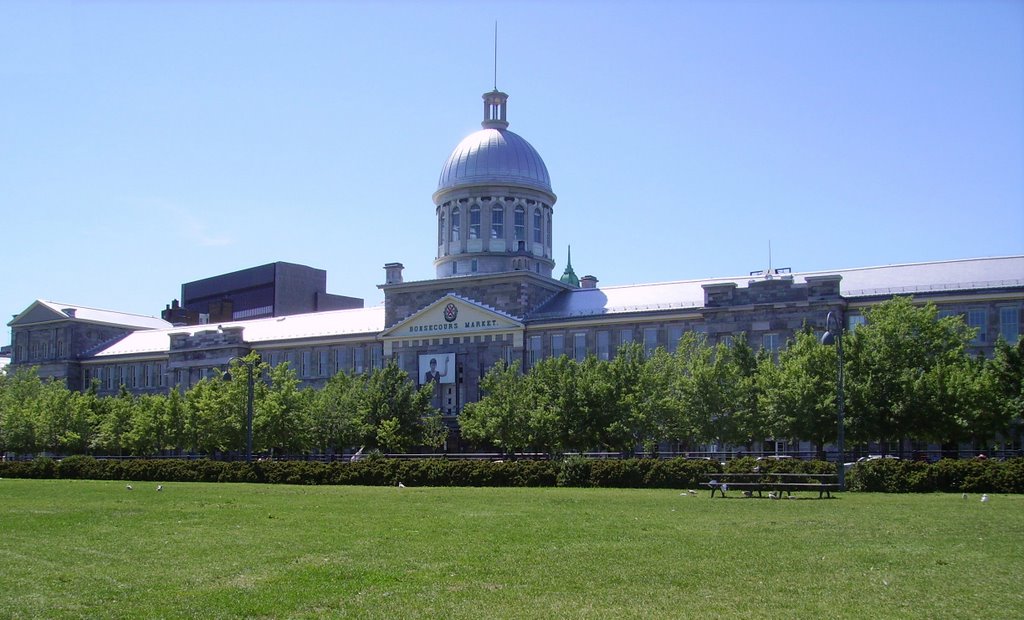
[
  {"left": 546, "top": 212, "right": 552, "bottom": 248},
  {"left": 451, "top": 206, "right": 461, "bottom": 242},
  {"left": 514, "top": 206, "right": 525, "bottom": 241},
  {"left": 533, "top": 208, "right": 542, "bottom": 244},
  {"left": 491, "top": 206, "right": 504, "bottom": 239},
  {"left": 469, "top": 205, "right": 481, "bottom": 239},
  {"left": 438, "top": 211, "right": 445, "bottom": 245}
]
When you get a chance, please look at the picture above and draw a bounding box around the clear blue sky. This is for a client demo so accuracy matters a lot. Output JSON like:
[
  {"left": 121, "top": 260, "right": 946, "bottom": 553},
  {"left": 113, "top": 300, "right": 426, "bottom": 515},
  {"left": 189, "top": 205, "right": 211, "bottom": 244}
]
[{"left": 3, "top": 0, "right": 1022, "bottom": 348}]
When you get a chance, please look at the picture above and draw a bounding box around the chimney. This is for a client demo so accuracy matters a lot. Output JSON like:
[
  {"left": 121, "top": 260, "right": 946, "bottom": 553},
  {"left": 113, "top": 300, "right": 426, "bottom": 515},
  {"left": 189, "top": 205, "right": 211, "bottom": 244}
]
[
  {"left": 580, "top": 275, "right": 598, "bottom": 289},
  {"left": 384, "top": 262, "right": 405, "bottom": 285}
]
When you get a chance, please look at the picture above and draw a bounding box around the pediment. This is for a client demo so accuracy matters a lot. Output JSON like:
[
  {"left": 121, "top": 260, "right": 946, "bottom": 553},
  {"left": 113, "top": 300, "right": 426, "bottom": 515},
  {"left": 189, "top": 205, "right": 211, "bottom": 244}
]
[
  {"left": 381, "top": 294, "right": 523, "bottom": 339},
  {"left": 7, "top": 301, "right": 68, "bottom": 327}
]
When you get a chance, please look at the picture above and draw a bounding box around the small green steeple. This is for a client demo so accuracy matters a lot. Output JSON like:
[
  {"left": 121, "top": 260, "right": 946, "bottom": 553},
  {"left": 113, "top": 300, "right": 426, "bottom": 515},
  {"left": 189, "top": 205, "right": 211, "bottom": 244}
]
[{"left": 560, "top": 246, "right": 580, "bottom": 287}]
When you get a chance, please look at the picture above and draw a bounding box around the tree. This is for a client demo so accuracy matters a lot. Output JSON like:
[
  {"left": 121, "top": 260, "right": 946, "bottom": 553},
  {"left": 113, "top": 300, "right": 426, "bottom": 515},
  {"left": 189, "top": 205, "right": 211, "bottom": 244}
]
[
  {"left": 0, "top": 366, "right": 43, "bottom": 454},
  {"left": 309, "top": 371, "right": 363, "bottom": 454},
  {"left": 256, "top": 361, "right": 311, "bottom": 456},
  {"left": 672, "top": 333, "right": 743, "bottom": 447},
  {"left": 845, "top": 296, "right": 975, "bottom": 450},
  {"left": 989, "top": 337, "right": 1024, "bottom": 444},
  {"left": 94, "top": 386, "right": 136, "bottom": 456},
  {"left": 459, "top": 360, "right": 534, "bottom": 455},
  {"left": 759, "top": 327, "right": 839, "bottom": 458},
  {"left": 350, "top": 360, "right": 441, "bottom": 453}
]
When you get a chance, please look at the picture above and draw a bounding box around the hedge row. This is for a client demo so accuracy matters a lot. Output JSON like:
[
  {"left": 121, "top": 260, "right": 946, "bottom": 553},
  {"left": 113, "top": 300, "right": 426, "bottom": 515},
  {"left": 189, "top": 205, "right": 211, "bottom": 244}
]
[
  {"left": 846, "top": 457, "right": 1024, "bottom": 493},
  {"left": 2, "top": 456, "right": 1020, "bottom": 492},
  {"left": 0, "top": 455, "right": 722, "bottom": 489}
]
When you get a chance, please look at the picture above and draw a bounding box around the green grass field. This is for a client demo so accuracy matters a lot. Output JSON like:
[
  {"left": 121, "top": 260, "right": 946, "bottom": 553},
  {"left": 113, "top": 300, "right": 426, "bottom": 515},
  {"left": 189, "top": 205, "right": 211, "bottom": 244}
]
[{"left": 1, "top": 479, "right": 1021, "bottom": 619}]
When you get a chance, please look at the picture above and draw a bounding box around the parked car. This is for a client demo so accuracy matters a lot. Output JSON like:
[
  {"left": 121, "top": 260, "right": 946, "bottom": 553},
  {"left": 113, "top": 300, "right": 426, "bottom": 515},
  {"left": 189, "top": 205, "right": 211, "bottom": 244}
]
[{"left": 857, "top": 455, "right": 901, "bottom": 463}]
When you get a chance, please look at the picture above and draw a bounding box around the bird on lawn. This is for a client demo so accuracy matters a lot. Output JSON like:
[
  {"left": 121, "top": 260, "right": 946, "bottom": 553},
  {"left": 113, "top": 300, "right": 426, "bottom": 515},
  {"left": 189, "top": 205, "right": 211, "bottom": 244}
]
[
  {"left": 398, "top": 482, "right": 406, "bottom": 488},
  {"left": 687, "top": 490, "right": 698, "bottom": 496},
  {"left": 156, "top": 485, "right": 163, "bottom": 492},
  {"left": 981, "top": 494, "right": 989, "bottom": 503},
  {"left": 962, "top": 493, "right": 968, "bottom": 499},
  {"left": 125, "top": 484, "right": 133, "bottom": 490},
  {"left": 767, "top": 491, "right": 779, "bottom": 500}
]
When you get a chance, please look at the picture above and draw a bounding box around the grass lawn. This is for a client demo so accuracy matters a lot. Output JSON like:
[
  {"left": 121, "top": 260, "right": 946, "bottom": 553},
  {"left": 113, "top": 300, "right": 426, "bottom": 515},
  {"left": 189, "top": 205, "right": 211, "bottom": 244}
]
[{"left": 0, "top": 479, "right": 1021, "bottom": 619}]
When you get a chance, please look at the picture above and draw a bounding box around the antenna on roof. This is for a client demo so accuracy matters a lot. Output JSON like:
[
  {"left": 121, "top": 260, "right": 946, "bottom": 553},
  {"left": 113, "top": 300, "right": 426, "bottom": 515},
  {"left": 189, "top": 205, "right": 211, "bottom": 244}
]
[{"left": 493, "top": 21, "right": 498, "bottom": 90}]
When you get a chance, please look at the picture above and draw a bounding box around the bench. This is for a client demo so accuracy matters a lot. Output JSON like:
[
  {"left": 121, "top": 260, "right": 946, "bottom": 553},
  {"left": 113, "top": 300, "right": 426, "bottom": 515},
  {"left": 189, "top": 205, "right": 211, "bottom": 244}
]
[{"left": 705, "top": 472, "right": 841, "bottom": 499}]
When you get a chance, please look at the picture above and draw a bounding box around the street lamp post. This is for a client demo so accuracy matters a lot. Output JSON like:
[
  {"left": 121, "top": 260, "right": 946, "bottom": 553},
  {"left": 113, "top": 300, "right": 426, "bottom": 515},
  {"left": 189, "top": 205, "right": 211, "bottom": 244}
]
[
  {"left": 820, "top": 311, "right": 845, "bottom": 489},
  {"left": 227, "top": 355, "right": 259, "bottom": 463}
]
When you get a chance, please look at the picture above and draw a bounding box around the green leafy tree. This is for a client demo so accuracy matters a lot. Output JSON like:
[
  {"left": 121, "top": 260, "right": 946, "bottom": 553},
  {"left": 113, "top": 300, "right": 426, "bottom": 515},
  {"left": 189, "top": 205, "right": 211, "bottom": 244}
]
[
  {"left": 350, "top": 360, "right": 440, "bottom": 453},
  {"left": 845, "top": 296, "right": 975, "bottom": 450},
  {"left": 759, "top": 327, "right": 839, "bottom": 458},
  {"left": 94, "top": 386, "right": 136, "bottom": 456},
  {"left": 309, "top": 371, "right": 363, "bottom": 454},
  {"left": 0, "top": 366, "right": 43, "bottom": 454},
  {"left": 989, "top": 337, "right": 1024, "bottom": 444},
  {"left": 185, "top": 373, "right": 239, "bottom": 454},
  {"left": 460, "top": 360, "right": 534, "bottom": 455},
  {"left": 672, "top": 333, "right": 743, "bottom": 447},
  {"left": 256, "top": 361, "right": 312, "bottom": 456}
]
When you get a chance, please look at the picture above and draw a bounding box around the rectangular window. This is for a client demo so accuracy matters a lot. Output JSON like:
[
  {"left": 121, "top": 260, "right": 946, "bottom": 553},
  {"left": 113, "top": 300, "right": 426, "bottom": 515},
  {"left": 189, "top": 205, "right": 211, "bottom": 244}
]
[
  {"left": 354, "top": 348, "right": 365, "bottom": 374},
  {"left": 720, "top": 334, "right": 733, "bottom": 348},
  {"left": 335, "top": 347, "right": 347, "bottom": 373},
  {"left": 370, "top": 346, "right": 383, "bottom": 370},
  {"left": 762, "top": 333, "right": 780, "bottom": 354},
  {"left": 643, "top": 328, "right": 659, "bottom": 355},
  {"left": 491, "top": 208, "right": 504, "bottom": 239},
  {"left": 573, "top": 333, "right": 587, "bottom": 361},
  {"left": 469, "top": 206, "right": 481, "bottom": 239},
  {"left": 503, "top": 345, "right": 514, "bottom": 366},
  {"left": 301, "top": 351, "right": 312, "bottom": 377},
  {"left": 551, "top": 333, "right": 564, "bottom": 358},
  {"left": 318, "top": 351, "right": 329, "bottom": 377},
  {"left": 528, "top": 335, "right": 543, "bottom": 366},
  {"left": 999, "top": 307, "right": 1019, "bottom": 343},
  {"left": 157, "top": 363, "right": 166, "bottom": 387},
  {"left": 619, "top": 329, "right": 633, "bottom": 345},
  {"left": 1000, "top": 307, "right": 1021, "bottom": 343},
  {"left": 667, "top": 326, "right": 683, "bottom": 353},
  {"left": 596, "top": 331, "right": 610, "bottom": 361},
  {"left": 847, "top": 315, "right": 866, "bottom": 331},
  {"left": 967, "top": 309, "right": 987, "bottom": 344}
]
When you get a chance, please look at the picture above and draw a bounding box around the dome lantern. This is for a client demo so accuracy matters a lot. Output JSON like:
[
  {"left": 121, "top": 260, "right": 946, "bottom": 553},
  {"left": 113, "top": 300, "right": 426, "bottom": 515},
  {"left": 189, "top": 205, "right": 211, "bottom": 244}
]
[{"left": 433, "top": 90, "right": 557, "bottom": 280}]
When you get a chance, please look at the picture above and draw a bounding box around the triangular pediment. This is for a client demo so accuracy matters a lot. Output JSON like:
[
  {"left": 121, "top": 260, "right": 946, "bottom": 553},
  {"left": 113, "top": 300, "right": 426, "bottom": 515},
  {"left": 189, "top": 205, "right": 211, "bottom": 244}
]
[
  {"left": 7, "top": 301, "right": 69, "bottom": 327},
  {"left": 382, "top": 294, "right": 523, "bottom": 339}
]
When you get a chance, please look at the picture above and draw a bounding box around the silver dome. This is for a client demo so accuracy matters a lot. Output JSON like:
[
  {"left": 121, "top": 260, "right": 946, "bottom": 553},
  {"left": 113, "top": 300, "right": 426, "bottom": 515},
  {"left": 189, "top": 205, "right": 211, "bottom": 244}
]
[{"left": 436, "top": 128, "right": 552, "bottom": 194}]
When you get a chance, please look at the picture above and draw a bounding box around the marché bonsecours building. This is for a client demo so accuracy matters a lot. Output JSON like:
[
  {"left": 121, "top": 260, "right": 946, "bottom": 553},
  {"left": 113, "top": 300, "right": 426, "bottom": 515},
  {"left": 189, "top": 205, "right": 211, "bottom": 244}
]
[{"left": 8, "top": 88, "right": 1024, "bottom": 452}]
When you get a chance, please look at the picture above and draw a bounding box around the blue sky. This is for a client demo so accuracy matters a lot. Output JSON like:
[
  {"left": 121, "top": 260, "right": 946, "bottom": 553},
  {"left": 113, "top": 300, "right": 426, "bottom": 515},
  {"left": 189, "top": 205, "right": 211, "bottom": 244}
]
[{"left": 3, "top": 0, "right": 1022, "bottom": 348}]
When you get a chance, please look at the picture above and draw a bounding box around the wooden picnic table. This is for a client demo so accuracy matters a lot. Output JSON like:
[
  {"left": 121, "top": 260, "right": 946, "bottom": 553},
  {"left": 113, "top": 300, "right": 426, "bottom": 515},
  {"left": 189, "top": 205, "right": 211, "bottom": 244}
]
[{"left": 704, "top": 472, "right": 841, "bottom": 499}]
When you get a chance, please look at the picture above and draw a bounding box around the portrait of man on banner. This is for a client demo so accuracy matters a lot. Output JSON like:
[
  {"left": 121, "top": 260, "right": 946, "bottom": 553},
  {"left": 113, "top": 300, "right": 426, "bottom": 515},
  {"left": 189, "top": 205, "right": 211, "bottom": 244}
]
[{"left": 419, "top": 353, "right": 455, "bottom": 386}]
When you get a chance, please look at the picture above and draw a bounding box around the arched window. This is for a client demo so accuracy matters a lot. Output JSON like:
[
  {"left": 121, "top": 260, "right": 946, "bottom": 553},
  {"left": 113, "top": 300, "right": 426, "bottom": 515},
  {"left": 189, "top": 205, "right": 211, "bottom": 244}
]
[
  {"left": 469, "top": 205, "right": 481, "bottom": 239},
  {"left": 491, "top": 206, "right": 504, "bottom": 238},
  {"left": 438, "top": 212, "right": 445, "bottom": 245},
  {"left": 514, "top": 205, "right": 525, "bottom": 241},
  {"left": 546, "top": 212, "right": 552, "bottom": 247},
  {"left": 533, "top": 208, "right": 542, "bottom": 243},
  {"left": 451, "top": 206, "right": 461, "bottom": 242}
]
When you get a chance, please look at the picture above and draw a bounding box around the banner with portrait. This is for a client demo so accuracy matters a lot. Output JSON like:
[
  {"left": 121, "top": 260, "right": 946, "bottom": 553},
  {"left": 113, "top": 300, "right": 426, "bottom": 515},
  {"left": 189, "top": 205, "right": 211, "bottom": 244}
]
[{"left": 419, "top": 353, "right": 455, "bottom": 385}]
